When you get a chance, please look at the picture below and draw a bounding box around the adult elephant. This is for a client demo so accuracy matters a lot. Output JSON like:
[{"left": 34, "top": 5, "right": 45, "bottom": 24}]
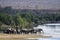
[
  {"left": 36, "top": 29, "right": 44, "bottom": 34},
  {"left": 3, "top": 28, "right": 15, "bottom": 34},
  {"left": 20, "top": 30, "right": 28, "bottom": 34}
]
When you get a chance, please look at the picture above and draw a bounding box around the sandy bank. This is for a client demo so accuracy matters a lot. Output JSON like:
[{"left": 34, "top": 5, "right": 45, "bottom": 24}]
[{"left": 0, "top": 34, "right": 52, "bottom": 40}]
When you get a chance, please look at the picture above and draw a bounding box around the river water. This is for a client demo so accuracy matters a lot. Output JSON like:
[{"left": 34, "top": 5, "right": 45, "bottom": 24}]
[{"left": 31, "top": 23, "right": 60, "bottom": 40}]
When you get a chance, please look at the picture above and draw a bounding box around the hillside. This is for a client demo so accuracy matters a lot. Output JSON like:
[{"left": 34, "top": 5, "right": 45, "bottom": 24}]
[{"left": 0, "top": 6, "right": 60, "bottom": 15}]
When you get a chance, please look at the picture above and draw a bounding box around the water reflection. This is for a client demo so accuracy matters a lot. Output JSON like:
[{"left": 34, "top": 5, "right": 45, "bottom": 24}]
[
  {"left": 36, "top": 24, "right": 60, "bottom": 34},
  {"left": 33, "top": 24, "right": 60, "bottom": 40},
  {"left": 38, "top": 38, "right": 60, "bottom": 40},
  {"left": 28, "top": 38, "right": 60, "bottom": 40}
]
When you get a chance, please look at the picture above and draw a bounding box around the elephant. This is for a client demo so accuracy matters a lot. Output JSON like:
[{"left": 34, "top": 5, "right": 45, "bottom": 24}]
[
  {"left": 3, "top": 28, "right": 15, "bottom": 34},
  {"left": 20, "top": 30, "right": 28, "bottom": 34}
]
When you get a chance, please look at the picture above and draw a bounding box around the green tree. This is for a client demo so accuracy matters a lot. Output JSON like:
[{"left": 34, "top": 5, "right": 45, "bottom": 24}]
[{"left": 0, "top": 21, "right": 2, "bottom": 30}]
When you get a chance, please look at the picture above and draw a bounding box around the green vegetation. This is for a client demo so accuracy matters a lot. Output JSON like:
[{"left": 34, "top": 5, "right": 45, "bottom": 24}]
[
  {"left": 0, "top": 13, "right": 36, "bottom": 31},
  {"left": 0, "top": 13, "right": 60, "bottom": 30},
  {"left": 0, "top": 6, "right": 60, "bottom": 32}
]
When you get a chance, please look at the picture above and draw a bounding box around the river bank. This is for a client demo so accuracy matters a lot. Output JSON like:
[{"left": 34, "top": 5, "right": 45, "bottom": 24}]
[{"left": 0, "top": 34, "right": 51, "bottom": 40}]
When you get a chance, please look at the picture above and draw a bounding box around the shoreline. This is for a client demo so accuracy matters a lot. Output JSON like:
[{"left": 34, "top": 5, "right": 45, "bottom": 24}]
[{"left": 0, "top": 34, "right": 52, "bottom": 40}]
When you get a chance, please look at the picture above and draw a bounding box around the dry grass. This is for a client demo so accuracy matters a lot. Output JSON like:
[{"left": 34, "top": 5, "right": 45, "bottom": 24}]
[{"left": 0, "top": 33, "right": 51, "bottom": 40}]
